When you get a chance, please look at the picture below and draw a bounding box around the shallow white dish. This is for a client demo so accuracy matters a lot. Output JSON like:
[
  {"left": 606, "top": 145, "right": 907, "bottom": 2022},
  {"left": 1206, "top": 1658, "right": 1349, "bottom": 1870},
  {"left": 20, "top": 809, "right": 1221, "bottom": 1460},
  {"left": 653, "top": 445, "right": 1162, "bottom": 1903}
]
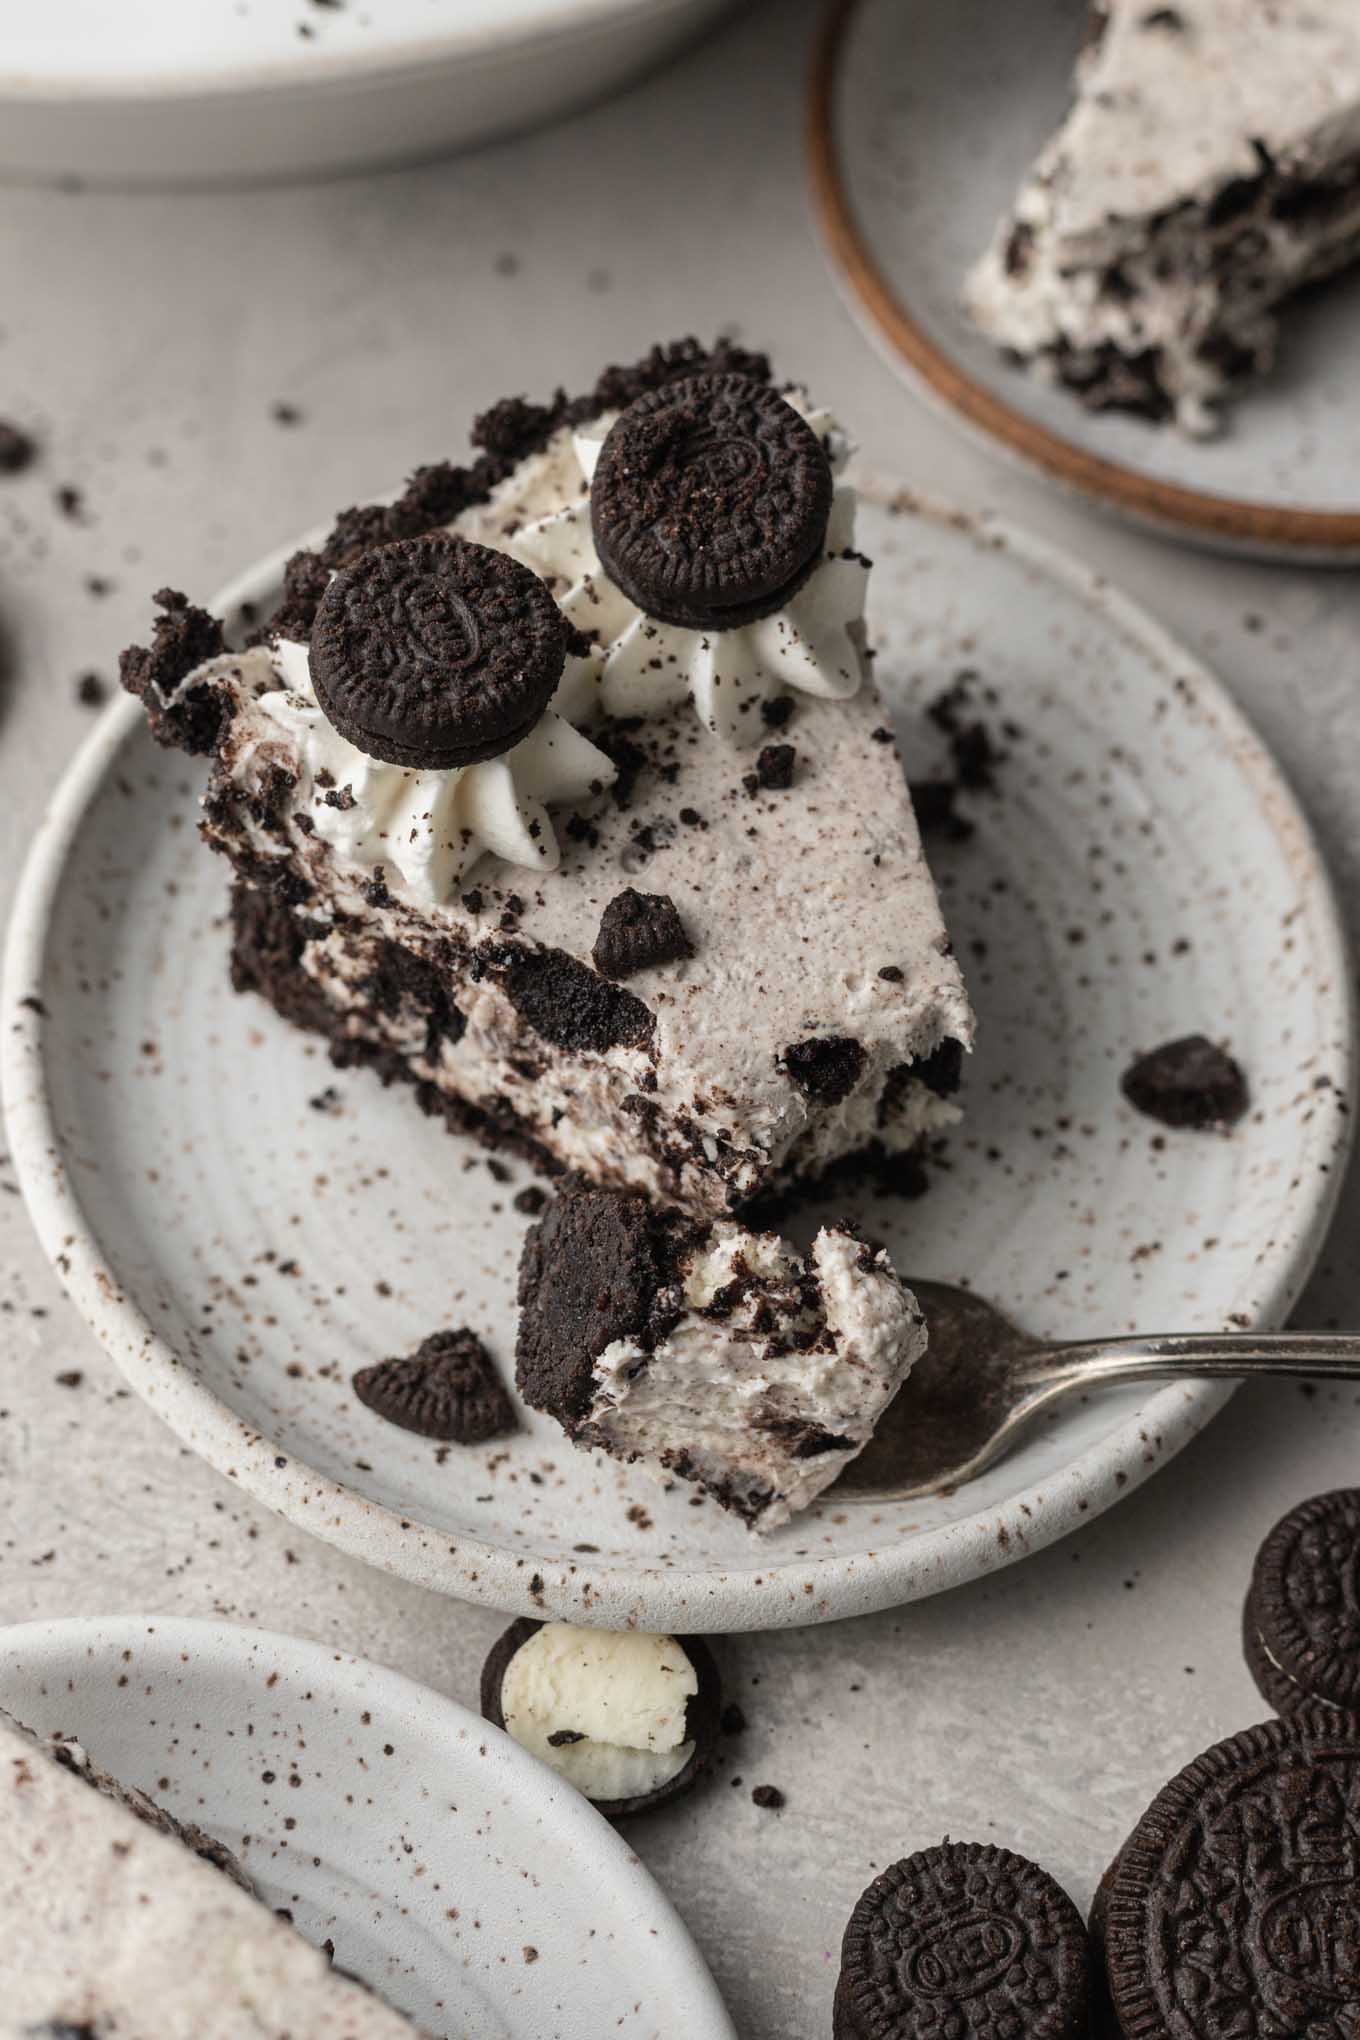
[
  {"left": 810, "top": 0, "right": 1360, "bottom": 562},
  {"left": 3, "top": 485, "right": 1353, "bottom": 1631},
  {"left": 0, "top": 1613, "right": 735, "bottom": 2040},
  {"left": 0, "top": 0, "right": 741, "bottom": 186}
]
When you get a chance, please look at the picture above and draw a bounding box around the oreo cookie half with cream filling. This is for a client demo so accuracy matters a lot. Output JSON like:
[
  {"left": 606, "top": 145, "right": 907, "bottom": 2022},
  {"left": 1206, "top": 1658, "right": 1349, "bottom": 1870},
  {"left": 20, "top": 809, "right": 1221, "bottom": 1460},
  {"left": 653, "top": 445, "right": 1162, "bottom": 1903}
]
[
  {"left": 515, "top": 1186, "right": 927, "bottom": 1530},
  {"left": 120, "top": 338, "right": 973, "bottom": 1221},
  {"left": 1244, "top": 1488, "right": 1360, "bottom": 1716},
  {"left": 0, "top": 1713, "right": 419, "bottom": 2038},
  {"left": 480, "top": 1619, "right": 721, "bottom": 1819},
  {"left": 965, "top": 0, "right": 1360, "bottom": 435}
]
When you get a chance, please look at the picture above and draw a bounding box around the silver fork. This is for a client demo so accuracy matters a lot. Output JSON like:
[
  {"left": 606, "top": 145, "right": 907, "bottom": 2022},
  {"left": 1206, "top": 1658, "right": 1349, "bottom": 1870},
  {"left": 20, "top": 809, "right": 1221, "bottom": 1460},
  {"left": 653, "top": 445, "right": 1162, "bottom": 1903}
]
[{"left": 836, "top": 1278, "right": 1360, "bottom": 1501}]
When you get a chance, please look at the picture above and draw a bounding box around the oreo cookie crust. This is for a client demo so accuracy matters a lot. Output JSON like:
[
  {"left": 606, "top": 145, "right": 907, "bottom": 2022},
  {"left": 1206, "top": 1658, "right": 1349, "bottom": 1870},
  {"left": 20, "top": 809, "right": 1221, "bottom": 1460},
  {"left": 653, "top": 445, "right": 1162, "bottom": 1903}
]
[
  {"left": 1095, "top": 1712, "right": 1360, "bottom": 2038},
  {"left": 834, "top": 1841, "right": 1089, "bottom": 2039},
  {"left": 590, "top": 373, "right": 834, "bottom": 630},
  {"left": 1245, "top": 1488, "right": 1360, "bottom": 1716},
  {"left": 308, "top": 533, "right": 568, "bottom": 769},
  {"left": 480, "top": 1617, "right": 722, "bottom": 1819}
]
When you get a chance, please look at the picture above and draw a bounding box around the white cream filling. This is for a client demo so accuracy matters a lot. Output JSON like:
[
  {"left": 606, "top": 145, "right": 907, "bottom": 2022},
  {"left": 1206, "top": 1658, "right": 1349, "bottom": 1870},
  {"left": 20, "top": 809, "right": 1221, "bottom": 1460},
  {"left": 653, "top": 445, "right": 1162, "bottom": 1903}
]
[
  {"left": 253, "top": 639, "right": 616, "bottom": 902},
  {"left": 500, "top": 1623, "right": 697, "bottom": 1801},
  {"left": 488, "top": 398, "right": 870, "bottom": 745}
]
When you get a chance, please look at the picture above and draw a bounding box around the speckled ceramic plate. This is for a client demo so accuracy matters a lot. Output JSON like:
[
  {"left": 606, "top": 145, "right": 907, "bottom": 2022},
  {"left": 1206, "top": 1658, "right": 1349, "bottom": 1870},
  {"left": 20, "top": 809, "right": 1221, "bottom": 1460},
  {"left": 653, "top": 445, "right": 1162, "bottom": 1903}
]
[
  {"left": 1, "top": 0, "right": 742, "bottom": 185},
  {"left": 3, "top": 486, "right": 1353, "bottom": 1631},
  {"left": 809, "top": 0, "right": 1360, "bottom": 562},
  {"left": 0, "top": 1614, "right": 735, "bottom": 2040}
]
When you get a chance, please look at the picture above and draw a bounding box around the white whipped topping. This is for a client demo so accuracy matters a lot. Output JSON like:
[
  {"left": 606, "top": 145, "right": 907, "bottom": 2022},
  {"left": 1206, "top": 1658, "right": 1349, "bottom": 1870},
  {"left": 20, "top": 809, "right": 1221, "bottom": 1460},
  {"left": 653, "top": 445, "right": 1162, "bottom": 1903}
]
[
  {"left": 490, "top": 398, "right": 870, "bottom": 746},
  {"left": 257, "top": 639, "right": 615, "bottom": 903},
  {"left": 500, "top": 1624, "right": 697, "bottom": 1802}
]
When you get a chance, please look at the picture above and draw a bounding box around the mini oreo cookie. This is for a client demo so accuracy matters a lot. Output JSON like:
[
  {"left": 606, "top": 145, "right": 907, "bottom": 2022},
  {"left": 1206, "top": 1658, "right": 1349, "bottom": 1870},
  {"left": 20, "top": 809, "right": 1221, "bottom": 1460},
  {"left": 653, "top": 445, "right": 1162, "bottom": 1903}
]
[
  {"left": 590, "top": 372, "right": 834, "bottom": 630},
  {"left": 834, "top": 1841, "right": 1089, "bottom": 2040},
  {"left": 1244, "top": 1488, "right": 1360, "bottom": 1716},
  {"left": 1093, "top": 1712, "right": 1360, "bottom": 2037},
  {"left": 309, "top": 533, "right": 567, "bottom": 770},
  {"left": 480, "top": 1616, "right": 722, "bottom": 1819},
  {"left": 352, "top": 1327, "right": 515, "bottom": 1443}
]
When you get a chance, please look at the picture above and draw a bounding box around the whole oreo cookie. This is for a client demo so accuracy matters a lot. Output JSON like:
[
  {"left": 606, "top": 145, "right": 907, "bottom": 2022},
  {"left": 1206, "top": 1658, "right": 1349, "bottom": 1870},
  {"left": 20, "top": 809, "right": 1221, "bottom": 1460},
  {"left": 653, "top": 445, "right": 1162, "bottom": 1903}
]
[
  {"left": 1094, "top": 1712, "right": 1360, "bottom": 2038},
  {"left": 590, "top": 372, "right": 834, "bottom": 630},
  {"left": 834, "top": 1840, "right": 1089, "bottom": 2039},
  {"left": 1244, "top": 1488, "right": 1360, "bottom": 1716},
  {"left": 309, "top": 533, "right": 567, "bottom": 769}
]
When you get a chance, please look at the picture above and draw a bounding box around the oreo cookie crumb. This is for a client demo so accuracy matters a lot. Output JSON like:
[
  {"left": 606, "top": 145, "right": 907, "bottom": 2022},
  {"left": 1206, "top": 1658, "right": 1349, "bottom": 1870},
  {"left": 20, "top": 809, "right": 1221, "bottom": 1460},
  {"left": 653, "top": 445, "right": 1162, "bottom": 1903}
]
[
  {"left": 504, "top": 947, "right": 653, "bottom": 1054},
  {"left": 761, "top": 694, "right": 795, "bottom": 729},
  {"left": 513, "top": 1185, "right": 549, "bottom": 1216},
  {"left": 781, "top": 1036, "right": 867, "bottom": 1105},
  {"left": 270, "top": 401, "right": 304, "bottom": 426},
  {"left": 1122, "top": 1034, "right": 1248, "bottom": 1129},
  {"left": 75, "top": 670, "right": 108, "bottom": 709},
  {"left": 54, "top": 484, "right": 84, "bottom": 522},
  {"left": 593, "top": 889, "right": 694, "bottom": 980},
  {"left": 751, "top": 1784, "right": 785, "bottom": 1809},
  {"left": 119, "top": 589, "right": 227, "bottom": 756},
  {"left": 755, "top": 742, "right": 795, "bottom": 791},
  {"left": 0, "top": 422, "right": 37, "bottom": 474},
  {"left": 877, "top": 965, "right": 903, "bottom": 983},
  {"left": 353, "top": 1328, "right": 515, "bottom": 1444},
  {"left": 720, "top": 1703, "right": 747, "bottom": 1735}
]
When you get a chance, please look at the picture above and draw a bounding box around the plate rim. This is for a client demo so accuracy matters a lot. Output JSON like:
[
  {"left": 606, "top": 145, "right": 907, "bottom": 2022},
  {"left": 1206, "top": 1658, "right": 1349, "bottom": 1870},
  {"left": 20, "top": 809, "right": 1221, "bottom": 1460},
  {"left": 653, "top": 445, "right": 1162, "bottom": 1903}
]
[
  {"left": 806, "top": 0, "right": 1360, "bottom": 562},
  {"left": 1, "top": 0, "right": 726, "bottom": 104},
  {"left": 0, "top": 1610, "right": 737, "bottom": 2040},
  {"left": 3, "top": 485, "right": 1354, "bottom": 1633}
]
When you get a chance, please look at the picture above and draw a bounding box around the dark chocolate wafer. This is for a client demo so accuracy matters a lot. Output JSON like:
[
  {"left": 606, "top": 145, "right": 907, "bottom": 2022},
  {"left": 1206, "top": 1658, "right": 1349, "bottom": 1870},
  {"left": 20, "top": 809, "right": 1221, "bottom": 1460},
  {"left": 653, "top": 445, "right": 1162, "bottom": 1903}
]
[
  {"left": 834, "top": 1840, "right": 1089, "bottom": 2039},
  {"left": 590, "top": 373, "right": 833, "bottom": 630},
  {"left": 309, "top": 533, "right": 567, "bottom": 769}
]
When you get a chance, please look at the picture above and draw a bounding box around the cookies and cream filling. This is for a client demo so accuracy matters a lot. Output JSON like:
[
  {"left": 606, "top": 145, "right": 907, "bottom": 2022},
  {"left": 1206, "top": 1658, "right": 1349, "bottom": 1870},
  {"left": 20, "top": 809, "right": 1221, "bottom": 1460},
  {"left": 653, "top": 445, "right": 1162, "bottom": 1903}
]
[
  {"left": 499, "top": 1624, "right": 698, "bottom": 1801},
  {"left": 964, "top": 0, "right": 1360, "bottom": 435}
]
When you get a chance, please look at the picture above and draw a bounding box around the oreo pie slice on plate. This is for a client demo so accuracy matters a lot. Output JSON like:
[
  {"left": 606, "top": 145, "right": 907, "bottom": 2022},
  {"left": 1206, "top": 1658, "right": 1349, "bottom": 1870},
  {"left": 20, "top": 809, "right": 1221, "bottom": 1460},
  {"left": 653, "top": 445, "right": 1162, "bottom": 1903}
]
[{"left": 119, "top": 338, "right": 974, "bottom": 1237}]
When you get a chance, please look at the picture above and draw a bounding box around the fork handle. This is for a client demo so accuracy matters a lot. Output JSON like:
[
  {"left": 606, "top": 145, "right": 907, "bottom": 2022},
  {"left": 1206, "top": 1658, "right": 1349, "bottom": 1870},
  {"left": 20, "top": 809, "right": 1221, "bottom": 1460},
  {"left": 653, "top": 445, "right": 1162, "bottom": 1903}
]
[{"left": 1034, "top": 1330, "right": 1360, "bottom": 1392}]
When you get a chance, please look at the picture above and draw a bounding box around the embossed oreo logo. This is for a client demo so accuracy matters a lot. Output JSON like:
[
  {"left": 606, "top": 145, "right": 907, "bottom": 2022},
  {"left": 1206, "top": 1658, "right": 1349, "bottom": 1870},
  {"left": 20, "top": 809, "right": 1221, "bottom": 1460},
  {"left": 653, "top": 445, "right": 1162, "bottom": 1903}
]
[
  {"left": 674, "top": 425, "right": 766, "bottom": 490},
  {"left": 906, "top": 1911, "right": 1022, "bottom": 1999},
  {"left": 1262, "top": 1881, "right": 1360, "bottom": 2001},
  {"left": 390, "top": 575, "right": 482, "bottom": 674}
]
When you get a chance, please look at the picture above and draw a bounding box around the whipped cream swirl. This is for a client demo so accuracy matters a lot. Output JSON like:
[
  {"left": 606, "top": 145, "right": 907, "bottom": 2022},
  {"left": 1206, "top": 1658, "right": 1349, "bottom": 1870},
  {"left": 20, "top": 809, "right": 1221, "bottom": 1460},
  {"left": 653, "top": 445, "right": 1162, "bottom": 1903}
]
[
  {"left": 499, "top": 398, "right": 870, "bottom": 746},
  {"left": 259, "top": 639, "right": 615, "bottom": 903}
]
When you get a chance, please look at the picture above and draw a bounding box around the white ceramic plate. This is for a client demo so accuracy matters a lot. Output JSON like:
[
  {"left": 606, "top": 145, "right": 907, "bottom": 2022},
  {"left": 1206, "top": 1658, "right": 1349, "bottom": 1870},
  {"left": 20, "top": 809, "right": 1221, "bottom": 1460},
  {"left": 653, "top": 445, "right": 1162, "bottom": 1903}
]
[
  {"left": 809, "top": 0, "right": 1360, "bottom": 562},
  {"left": 0, "top": 1614, "right": 735, "bottom": 2040},
  {"left": 0, "top": 0, "right": 741, "bottom": 186},
  {"left": 3, "top": 486, "right": 1353, "bottom": 1631}
]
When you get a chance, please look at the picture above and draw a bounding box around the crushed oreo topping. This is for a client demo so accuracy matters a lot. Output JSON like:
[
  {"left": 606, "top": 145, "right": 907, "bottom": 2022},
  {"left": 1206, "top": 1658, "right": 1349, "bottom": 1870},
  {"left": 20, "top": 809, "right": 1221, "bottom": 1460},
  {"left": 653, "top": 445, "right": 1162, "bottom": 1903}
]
[
  {"left": 352, "top": 1328, "right": 515, "bottom": 1444},
  {"left": 309, "top": 533, "right": 567, "bottom": 770},
  {"left": 591, "top": 373, "right": 834, "bottom": 631},
  {"left": 755, "top": 742, "right": 795, "bottom": 791},
  {"left": 1121, "top": 1034, "right": 1248, "bottom": 1130},
  {"left": 593, "top": 888, "right": 694, "bottom": 980},
  {"left": 781, "top": 1035, "right": 867, "bottom": 1106}
]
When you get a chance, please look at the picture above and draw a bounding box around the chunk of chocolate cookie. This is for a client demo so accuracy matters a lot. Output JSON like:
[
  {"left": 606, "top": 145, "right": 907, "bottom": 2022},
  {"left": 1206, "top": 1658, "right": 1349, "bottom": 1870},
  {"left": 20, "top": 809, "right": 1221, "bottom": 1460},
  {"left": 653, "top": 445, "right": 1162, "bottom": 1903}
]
[
  {"left": 592, "top": 889, "right": 694, "bottom": 980},
  {"left": 835, "top": 1841, "right": 1089, "bottom": 2039},
  {"left": 352, "top": 1327, "right": 515, "bottom": 1443},
  {"left": 481, "top": 1617, "right": 722, "bottom": 1819},
  {"left": 0, "top": 421, "right": 37, "bottom": 475},
  {"left": 781, "top": 1035, "right": 867, "bottom": 1106},
  {"left": 515, "top": 1189, "right": 690, "bottom": 1431},
  {"left": 1244, "top": 1489, "right": 1360, "bottom": 1716},
  {"left": 309, "top": 534, "right": 568, "bottom": 769},
  {"left": 1093, "top": 1713, "right": 1360, "bottom": 2038},
  {"left": 1121, "top": 1033, "right": 1248, "bottom": 1130},
  {"left": 590, "top": 373, "right": 834, "bottom": 630}
]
